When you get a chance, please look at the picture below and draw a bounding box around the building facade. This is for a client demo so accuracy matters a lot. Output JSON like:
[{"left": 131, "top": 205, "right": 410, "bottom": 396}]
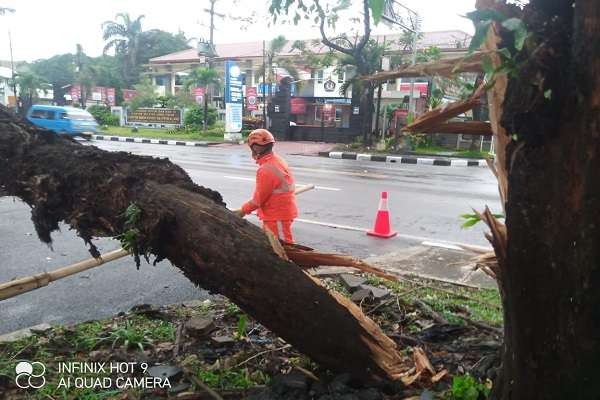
[{"left": 144, "top": 30, "right": 471, "bottom": 142}]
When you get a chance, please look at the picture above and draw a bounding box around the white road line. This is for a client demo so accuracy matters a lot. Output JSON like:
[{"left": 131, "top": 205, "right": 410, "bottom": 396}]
[
  {"left": 223, "top": 175, "right": 341, "bottom": 191},
  {"left": 421, "top": 241, "right": 463, "bottom": 251}
]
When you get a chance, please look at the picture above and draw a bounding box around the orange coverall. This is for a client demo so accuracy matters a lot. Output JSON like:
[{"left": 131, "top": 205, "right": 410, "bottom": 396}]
[{"left": 241, "top": 152, "right": 298, "bottom": 243}]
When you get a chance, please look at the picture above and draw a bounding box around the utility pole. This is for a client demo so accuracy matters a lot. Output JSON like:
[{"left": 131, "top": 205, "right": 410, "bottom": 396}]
[
  {"left": 381, "top": 1, "right": 419, "bottom": 117},
  {"left": 203, "top": 0, "right": 224, "bottom": 67},
  {"left": 8, "top": 30, "right": 18, "bottom": 114},
  {"left": 262, "top": 40, "right": 267, "bottom": 128},
  {"left": 76, "top": 44, "right": 85, "bottom": 109}
]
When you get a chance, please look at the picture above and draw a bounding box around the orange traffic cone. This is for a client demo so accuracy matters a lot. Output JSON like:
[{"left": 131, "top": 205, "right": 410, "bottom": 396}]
[{"left": 367, "top": 191, "right": 397, "bottom": 238}]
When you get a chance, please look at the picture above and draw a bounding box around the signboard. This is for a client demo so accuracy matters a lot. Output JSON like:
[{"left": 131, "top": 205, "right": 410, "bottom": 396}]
[
  {"left": 70, "top": 85, "right": 81, "bottom": 103},
  {"left": 224, "top": 61, "right": 243, "bottom": 133},
  {"left": 323, "top": 79, "right": 336, "bottom": 92},
  {"left": 122, "top": 89, "right": 137, "bottom": 102},
  {"left": 193, "top": 87, "right": 205, "bottom": 105},
  {"left": 290, "top": 98, "right": 307, "bottom": 114},
  {"left": 246, "top": 87, "right": 258, "bottom": 111},
  {"left": 106, "top": 88, "right": 116, "bottom": 105},
  {"left": 126, "top": 108, "right": 182, "bottom": 125},
  {"left": 69, "top": 85, "right": 116, "bottom": 106}
]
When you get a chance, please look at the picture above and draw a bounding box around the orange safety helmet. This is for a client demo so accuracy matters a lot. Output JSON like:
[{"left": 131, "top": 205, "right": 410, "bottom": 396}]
[{"left": 247, "top": 129, "right": 275, "bottom": 146}]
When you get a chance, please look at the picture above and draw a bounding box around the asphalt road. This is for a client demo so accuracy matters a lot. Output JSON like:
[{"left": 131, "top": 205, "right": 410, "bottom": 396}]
[{"left": 0, "top": 140, "right": 501, "bottom": 334}]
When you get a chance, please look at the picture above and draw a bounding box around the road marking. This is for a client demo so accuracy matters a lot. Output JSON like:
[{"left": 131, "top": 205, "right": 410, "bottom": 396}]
[
  {"left": 421, "top": 241, "right": 463, "bottom": 251},
  {"left": 295, "top": 218, "right": 367, "bottom": 232},
  {"left": 223, "top": 175, "right": 341, "bottom": 191}
]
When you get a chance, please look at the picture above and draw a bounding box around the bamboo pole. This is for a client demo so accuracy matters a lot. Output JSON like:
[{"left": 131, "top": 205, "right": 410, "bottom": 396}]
[
  {"left": 0, "top": 248, "right": 129, "bottom": 301},
  {"left": 1, "top": 185, "right": 316, "bottom": 302}
]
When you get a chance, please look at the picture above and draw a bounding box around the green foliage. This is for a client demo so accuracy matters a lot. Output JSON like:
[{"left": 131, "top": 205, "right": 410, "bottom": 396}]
[
  {"left": 368, "top": 0, "right": 385, "bottom": 25},
  {"left": 184, "top": 67, "right": 221, "bottom": 93},
  {"left": 445, "top": 374, "right": 491, "bottom": 400},
  {"left": 236, "top": 314, "right": 248, "bottom": 339},
  {"left": 184, "top": 105, "right": 218, "bottom": 128},
  {"left": 198, "top": 368, "right": 269, "bottom": 390},
  {"left": 116, "top": 203, "right": 142, "bottom": 252},
  {"left": 16, "top": 71, "right": 51, "bottom": 109},
  {"left": 128, "top": 78, "right": 156, "bottom": 110},
  {"left": 131, "top": 126, "right": 139, "bottom": 133},
  {"left": 88, "top": 105, "right": 119, "bottom": 126},
  {"left": 108, "top": 320, "right": 152, "bottom": 351},
  {"left": 460, "top": 212, "right": 504, "bottom": 229}
]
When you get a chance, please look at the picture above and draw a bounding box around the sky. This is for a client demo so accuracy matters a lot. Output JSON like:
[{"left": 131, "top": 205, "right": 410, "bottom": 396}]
[{"left": 0, "top": 0, "right": 476, "bottom": 62}]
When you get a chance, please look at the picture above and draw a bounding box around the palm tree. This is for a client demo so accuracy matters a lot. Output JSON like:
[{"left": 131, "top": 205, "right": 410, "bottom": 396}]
[
  {"left": 102, "top": 13, "right": 145, "bottom": 86},
  {"left": 184, "top": 68, "right": 221, "bottom": 130},
  {"left": 16, "top": 72, "right": 51, "bottom": 113}
]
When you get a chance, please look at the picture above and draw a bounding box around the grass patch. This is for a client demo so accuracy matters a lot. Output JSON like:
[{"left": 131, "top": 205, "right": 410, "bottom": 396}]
[
  {"left": 364, "top": 275, "right": 503, "bottom": 327},
  {"left": 101, "top": 125, "right": 225, "bottom": 142},
  {"left": 197, "top": 368, "right": 269, "bottom": 390}
]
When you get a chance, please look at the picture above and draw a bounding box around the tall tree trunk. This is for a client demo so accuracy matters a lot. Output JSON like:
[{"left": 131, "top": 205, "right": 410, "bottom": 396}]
[
  {"left": 492, "top": 0, "right": 600, "bottom": 398},
  {"left": 0, "top": 108, "right": 405, "bottom": 382}
]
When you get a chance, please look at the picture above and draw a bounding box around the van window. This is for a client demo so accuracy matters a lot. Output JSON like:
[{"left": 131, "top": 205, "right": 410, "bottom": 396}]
[
  {"left": 31, "top": 109, "right": 55, "bottom": 119},
  {"left": 63, "top": 111, "right": 94, "bottom": 121}
]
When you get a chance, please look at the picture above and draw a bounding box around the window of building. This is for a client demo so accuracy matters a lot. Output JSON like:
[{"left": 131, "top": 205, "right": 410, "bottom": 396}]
[
  {"left": 335, "top": 106, "right": 342, "bottom": 121},
  {"left": 174, "top": 75, "right": 184, "bottom": 86},
  {"left": 155, "top": 76, "right": 165, "bottom": 86},
  {"left": 317, "top": 70, "right": 324, "bottom": 84}
]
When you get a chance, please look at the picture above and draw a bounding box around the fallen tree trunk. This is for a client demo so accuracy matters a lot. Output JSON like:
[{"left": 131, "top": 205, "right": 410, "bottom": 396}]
[{"left": 0, "top": 108, "right": 404, "bottom": 381}]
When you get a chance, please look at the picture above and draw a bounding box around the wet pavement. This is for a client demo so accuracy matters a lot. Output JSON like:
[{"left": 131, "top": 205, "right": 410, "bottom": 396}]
[{"left": 0, "top": 140, "right": 501, "bottom": 334}]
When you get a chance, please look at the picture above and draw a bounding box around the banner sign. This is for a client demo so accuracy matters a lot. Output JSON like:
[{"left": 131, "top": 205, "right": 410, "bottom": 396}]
[
  {"left": 193, "top": 87, "right": 205, "bottom": 105},
  {"left": 69, "top": 85, "right": 116, "bottom": 106},
  {"left": 122, "top": 89, "right": 137, "bottom": 102},
  {"left": 224, "top": 61, "right": 243, "bottom": 132},
  {"left": 246, "top": 87, "right": 258, "bottom": 111},
  {"left": 126, "top": 108, "right": 182, "bottom": 125},
  {"left": 290, "top": 98, "right": 307, "bottom": 114}
]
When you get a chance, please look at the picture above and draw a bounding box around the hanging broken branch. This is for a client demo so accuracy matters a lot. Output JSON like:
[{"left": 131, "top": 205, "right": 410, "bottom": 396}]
[
  {"left": 361, "top": 52, "right": 486, "bottom": 82},
  {"left": 401, "top": 84, "right": 487, "bottom": 133}
]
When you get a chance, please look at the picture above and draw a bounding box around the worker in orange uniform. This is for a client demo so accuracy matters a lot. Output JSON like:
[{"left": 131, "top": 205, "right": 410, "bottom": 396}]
[{"left": 235, "top": 129, "right": 298, "bottom": 243}]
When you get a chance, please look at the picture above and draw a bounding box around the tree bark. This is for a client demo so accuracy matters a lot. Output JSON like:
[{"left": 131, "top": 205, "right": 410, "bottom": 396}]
[
  {"left": 0, "top": 107, "right": 405, "bottom": 382},
  {"left": 492, "top": 0, "right": 600, "bottom": 398}
]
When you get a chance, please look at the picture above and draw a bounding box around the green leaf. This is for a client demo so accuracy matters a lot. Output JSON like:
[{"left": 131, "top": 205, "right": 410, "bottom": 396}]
[
  {"left": 369, "top": 0, "right": 385, "bottom": 25},
  {"left": 502, "top": 18, "right": 528, "bottom": 50},
  {"left": 464, "top": 9, "right": 505, "bottom": 23},
  {"left": 544, "top": 89, "right": 552, "bottom": 99},
  {"left": 468, "top": 21, "right": 491, "bottom": 52},
  {"left": 461, "top": 218, "right": 481, "bottom": 229},
  {"left": 481, "top": 55, "right": 494, "bottom": 75},
  {"left": 501, "top": 17, "right": 523, "bottom": 31}
]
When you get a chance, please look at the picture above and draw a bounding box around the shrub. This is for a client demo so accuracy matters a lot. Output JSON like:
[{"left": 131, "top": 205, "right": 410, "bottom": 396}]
[
  {"left": 88, "top": 105, "right": 120, "bottom": 126},
  {"left": 184, "top": 105, "right": 218, "bottom": 128},
  {"left": 242, "top": 116, "right": 263, "bottom": 130}
]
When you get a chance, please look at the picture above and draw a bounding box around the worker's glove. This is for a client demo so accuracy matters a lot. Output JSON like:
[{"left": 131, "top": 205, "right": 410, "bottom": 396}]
[{"left": 232, "top": 208, "right": 246, "bottom": 218}]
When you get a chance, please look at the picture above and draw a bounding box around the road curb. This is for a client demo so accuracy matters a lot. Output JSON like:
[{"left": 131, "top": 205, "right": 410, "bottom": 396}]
[
  {"left": 91, "top": 135, "right": 217, "bottom": 147},
  {"left": 318, "top": 151, "right": 488, "bottom": 167}
]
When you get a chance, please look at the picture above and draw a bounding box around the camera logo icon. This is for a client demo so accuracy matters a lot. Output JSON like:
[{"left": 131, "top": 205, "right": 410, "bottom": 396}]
[{"left": 15, "top": 361, "right": 46, "bottom": 389}]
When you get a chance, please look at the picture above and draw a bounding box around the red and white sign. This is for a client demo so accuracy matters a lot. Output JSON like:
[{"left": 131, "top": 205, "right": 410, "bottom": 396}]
[
  {"left": 246, "top": 87, "right": 258, "bottom": 111},
  {"left": 70, "top": 85, "right": 81, "bottom": 102},
  {"left": 398, "top": 82, "right": 429, "bottom": 97},
  {"left": 290, "top": 98, "right": 307, "bottom": 114},
  {"left": 106, "top": 88, "right": 116, "bottom": 106},
  {"left": 122, "top": 89, "right": 138, "bottom": 102},
  {"left": 193, "top": 87, "right": 205, "bottom": 105}
]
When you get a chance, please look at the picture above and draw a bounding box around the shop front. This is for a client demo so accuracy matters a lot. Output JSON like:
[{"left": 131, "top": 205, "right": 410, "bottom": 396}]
[{"left": 288, "top": 97, "right": 358, "bottom": 142}]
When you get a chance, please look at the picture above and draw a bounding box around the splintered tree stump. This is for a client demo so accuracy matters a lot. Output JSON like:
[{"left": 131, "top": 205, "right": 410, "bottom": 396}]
[{"left": 0, "top": 107, "right": 404, "bottom": 381}]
